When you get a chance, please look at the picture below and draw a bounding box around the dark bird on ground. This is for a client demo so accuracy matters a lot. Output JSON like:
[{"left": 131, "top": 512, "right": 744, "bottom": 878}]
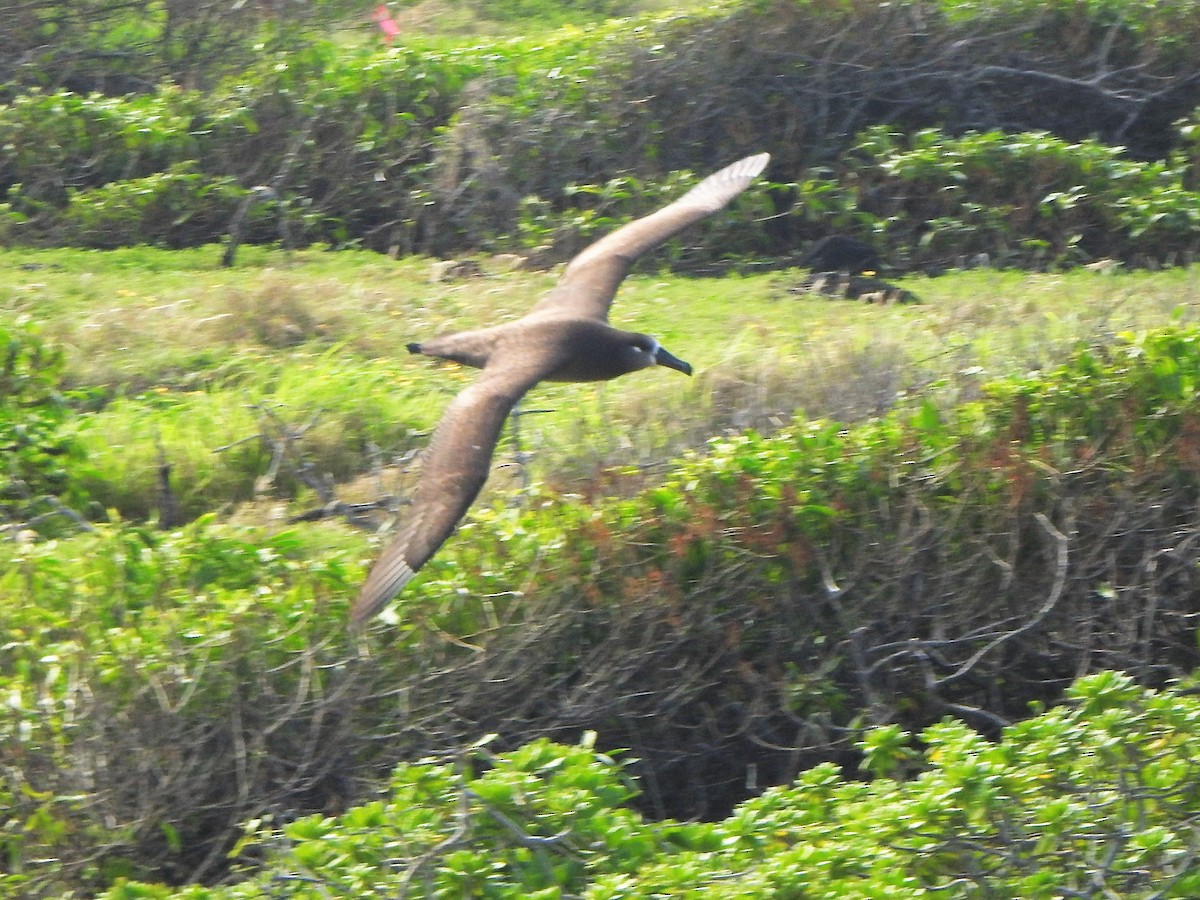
[
  {"left": 797, "top": 234, "right": 882, "bottom": 275},
  {"left": 351, "top": 152, "right": 771, "bottom": 627}
]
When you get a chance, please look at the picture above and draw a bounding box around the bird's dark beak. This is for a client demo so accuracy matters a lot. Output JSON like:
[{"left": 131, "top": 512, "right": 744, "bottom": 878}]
[{"left": 655, "top": 346, "right": 693, "bottom": 376}]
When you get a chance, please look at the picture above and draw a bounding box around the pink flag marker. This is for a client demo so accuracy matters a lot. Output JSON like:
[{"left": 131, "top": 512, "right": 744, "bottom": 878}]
[{"left": 373, "top": 5, "right": 401, "bottom": 43}]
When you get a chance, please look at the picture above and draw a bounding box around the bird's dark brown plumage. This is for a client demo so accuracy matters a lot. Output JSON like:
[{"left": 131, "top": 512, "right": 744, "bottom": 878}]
[{"left": 352, "top": 152, "right": 770, "bottom": 627}]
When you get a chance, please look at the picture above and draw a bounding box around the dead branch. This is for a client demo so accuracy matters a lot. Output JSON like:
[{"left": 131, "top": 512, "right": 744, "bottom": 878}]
[
  {"left": 221, "top": 116, "right": 314, "bottom": 267},
  {"left": 935, "top": 511, "right": 1074, "bottom": 688}
]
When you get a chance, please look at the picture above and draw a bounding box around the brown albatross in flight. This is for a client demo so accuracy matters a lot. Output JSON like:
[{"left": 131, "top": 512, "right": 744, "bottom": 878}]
[{"left": 351, "top": 152, "right": 771, "bottom": 627}]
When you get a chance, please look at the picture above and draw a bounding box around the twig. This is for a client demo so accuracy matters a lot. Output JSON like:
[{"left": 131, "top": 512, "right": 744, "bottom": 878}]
[
  {"left": 465, "top": 789, "right": 574, "bottom": 851},
  {"left": 504, "top": 403, "right": 554, "bottom": 494},
  {"left": 155, "top": 435, "right": 182, "bottom": 528},
  {"left": 935, "top": 511, "right": 1072, "bottom": 687},
  {"left": 222, "top": 117, "right": 314, "bottom": 267},
  {"left": 5, "top": 493, "right": 95, "bottom": 534},
  {"left": 398, "top": 777, "right": 474, "bottom": 900}
]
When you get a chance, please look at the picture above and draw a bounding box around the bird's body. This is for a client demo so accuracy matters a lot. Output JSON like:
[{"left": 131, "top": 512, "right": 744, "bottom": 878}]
[
  {"left": 796, "top": 234, "right": 881, "bottom": 276},
  {"left": 352, "top": 152, "right": 771, "bottom": 627}
]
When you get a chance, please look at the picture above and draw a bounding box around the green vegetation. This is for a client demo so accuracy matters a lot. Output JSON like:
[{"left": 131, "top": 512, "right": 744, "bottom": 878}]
[
  {"left": 5, "top": 0, "right": 1200, "bottom": 265},
  {"left": 852, "top": 125, "right": 1200, "bottom": 268},
  {"left": 5, "top": 0, "right": 1200, "bottom": 895},
  {"left": 0, "top": 322, "right": 88, "bottom": 532},
  {"left": 3, "top": 246, "right": 1198, "bottom": 524},
  {"left": 82, "top": 672, "right": 1200, "bottom": 898},
  {"left": 4, "top": 245, "right": 1200, "bottom": 894}
]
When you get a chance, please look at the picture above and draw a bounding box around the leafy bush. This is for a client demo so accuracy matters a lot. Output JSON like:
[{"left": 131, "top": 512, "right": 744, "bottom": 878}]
[
  {"left": 844, "top": 126, "right": 1200, "bottom": 268},
  {"left": 0, "top": 44, "right": 480, "bottom": 250},
  {"left": 52, "top": 166, "right": 247, "bottom": 249},
  {"left": 0, "top": 0, "right": 370, "bottom": 98},
  {"left": 0, "top": 520, "right": 363, "bottom": 895},
  {"left": 0, "top": 89, "right": 203, "bottom": 200},
  {"left": 0, "top": 323, "right": 87, "bottom": 533},
  {"left": 86, "top": 672, "right": 1200, "bottom": 899},
  {"left": 73, "top": 352, "right": 435, "bottom": 522},
  {"left": 6, "top": 323, "right": 1200, "bottom": 894},
  {"left": 6, "top": 0, "right": 1200, "bottom": 262}
]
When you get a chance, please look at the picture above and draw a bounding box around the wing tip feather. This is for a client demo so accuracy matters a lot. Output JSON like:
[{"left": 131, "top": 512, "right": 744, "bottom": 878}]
[
  {"left": 349, "top": 554, "right": 418, "bottom": 629},
  {"left": 737, "top": 151, "right": 771, "bottom": 178},
  {"left": 712, "top": 151, "right": 771, "bottom": 190}
]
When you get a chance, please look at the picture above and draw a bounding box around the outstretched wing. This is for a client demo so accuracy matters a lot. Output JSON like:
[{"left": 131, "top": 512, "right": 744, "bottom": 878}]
[
  {"left": 350, "top": 358, "right": 550, "bottom": 627},
  {"left": 530, "top": 152, "right": 770, "bottom": 321}
]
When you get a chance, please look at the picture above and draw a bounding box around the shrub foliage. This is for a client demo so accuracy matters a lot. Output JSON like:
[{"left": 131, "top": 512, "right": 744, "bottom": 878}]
[
  {"left": 4, "top": 324, "right": 1200, "bottom": 894},
  {"left": 78, "top": 673, "right": 1200, "bottom": 898},
  {"left": 0, "top": 323, "right": 87, "bottom": 534},
  {"left": 4, "top": 0, "right": 1200, "bottom": 266},
  {"left": 6, "top": 1, "right": 1200, "bottom": 894}
]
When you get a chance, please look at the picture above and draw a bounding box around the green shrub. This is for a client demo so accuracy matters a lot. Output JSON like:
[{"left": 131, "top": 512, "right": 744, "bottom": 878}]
[
  {"left": 52, "top": 166, "right": 247, "bottom": 249},
  {"left": 0, "top": 519, "right": 362, "bottom": 895},
  {"left": 86, "top": 672, "right": 1200, "bottom": 899},
  {"left": 0, "top": 323, "right": 87, "bottom": 533},
  {"left": 0, "top": 90, "right": 203, "bottom": 200},
  {"left": 843, "top": 126, "right": 1200, "bottom": 268},
  {"left": 7, "top": 324, "right": 1200, "bottom": 895},
  {"left": 6, "top": 1, "right": 1200, "bottom": 263},
  {"left": 73, "top": 352, "right": 435, "bottom": 521}
]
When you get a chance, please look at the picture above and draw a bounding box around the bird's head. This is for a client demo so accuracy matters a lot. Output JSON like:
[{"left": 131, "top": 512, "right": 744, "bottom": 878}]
[{"left": 627, "top": 334, "right": 693, "bottom": 376}]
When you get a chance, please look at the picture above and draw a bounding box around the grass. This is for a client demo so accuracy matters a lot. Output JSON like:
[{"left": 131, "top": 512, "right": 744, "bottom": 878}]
[{"left": 4, "top": 244, "right": 1200, "bottom": 524}]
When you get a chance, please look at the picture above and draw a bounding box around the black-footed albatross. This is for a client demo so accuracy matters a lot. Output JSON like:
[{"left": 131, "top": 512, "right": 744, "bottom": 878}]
[{"left": 351, "top": 152, "right": 771, "bottom": 627}]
